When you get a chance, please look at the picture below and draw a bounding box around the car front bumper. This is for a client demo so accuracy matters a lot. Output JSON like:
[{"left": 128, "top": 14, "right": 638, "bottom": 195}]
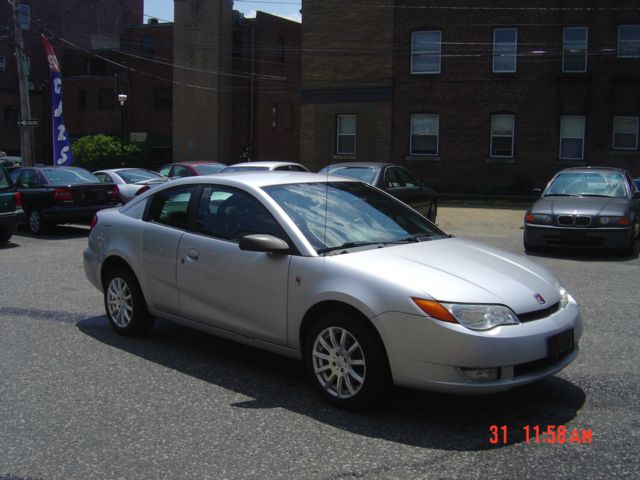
[
  {"left": 372, "top": 299, "right": 581, "bottom": 394},
  {"left": 524, "top": 224, "right": 632, "bottom": 249}
]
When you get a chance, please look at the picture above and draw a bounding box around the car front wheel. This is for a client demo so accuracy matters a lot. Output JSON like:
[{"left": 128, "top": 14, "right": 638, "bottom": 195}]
[
  {"left": 104, "top": 268, "right": 154, "bottom": 336},
  {"left": 305, "top": 312, "right": 391, "bottom": 409}
]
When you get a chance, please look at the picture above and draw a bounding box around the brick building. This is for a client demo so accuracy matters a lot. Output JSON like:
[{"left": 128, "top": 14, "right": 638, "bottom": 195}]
[
  {"left": 300, "top": 0, "right": 640, "bottom": 193},
  {"left": 0, "top": 0, "right": 143, "bottom": 163}
]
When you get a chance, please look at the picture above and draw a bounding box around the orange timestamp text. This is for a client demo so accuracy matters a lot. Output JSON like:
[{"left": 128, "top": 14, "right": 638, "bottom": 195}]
[{"left": 489, "top": 425, "right": 593, "bottom": 445}]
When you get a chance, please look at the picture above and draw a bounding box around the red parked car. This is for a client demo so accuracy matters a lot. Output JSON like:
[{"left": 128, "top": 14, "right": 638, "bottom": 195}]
[{"left": 157, "top": 162, "right": 227, "bottom": 179}]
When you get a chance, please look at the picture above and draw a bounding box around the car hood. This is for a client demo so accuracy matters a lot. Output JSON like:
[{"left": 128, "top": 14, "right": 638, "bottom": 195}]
[
  {"left": 532, "top": 196, "right": 629, "bottom": 216},
  {"left": 329, "top": 238, "right": 561, "bottom": 314}
]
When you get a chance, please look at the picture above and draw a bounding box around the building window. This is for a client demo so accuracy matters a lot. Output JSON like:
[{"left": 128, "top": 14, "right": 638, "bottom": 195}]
[
  {"left": 79, "top": 90, "right": 87, "bottom": 110},
  {"left": 618, "top": 25, "right": 640, "bottom": 58},
  {"left": 141, "top": 35, "right": 155, "bottom": 56},
  {"left": 563, "top": 27, "right": 588, "bottom": 72},
  {"left": 99, "top": 89, "right": 114, "bottom": 110},
  {"left": 153, "top": 87, "right": 172, "bottom": 109},
  {"left": 276, "top": 35, "right": 285, "bottom": 63},
  {"left": 20, "top": 4, "right": 30, "bottom": 30},
  {"left": 493, "top": 28, "right": 517, "bottom": 73},
  {"left": 336, "top": 115, "right": 356, "bottom": 155},
  {"left": 560, "top": 115, "right": 585, "bottom": 160},
  {"left": 410, "top": 114, "right": 439, "bottom": 156},
  {"left": 411, "top": 31, "right": 441, "bottom": 74},
  {"left": 282, "top": 103, "right": 293, "bottom": 130},
  {"left": 490, "top": 114, "right": 515, "bottom": 157},
  {"left": 0, "top": 55, "right": 6, "bottom": 73},
  {"left": 612, "top": 116, "right": 639, "bottom": 150},
  {"left": 84, "top": 58, "right": 106, "bottom": 76}
]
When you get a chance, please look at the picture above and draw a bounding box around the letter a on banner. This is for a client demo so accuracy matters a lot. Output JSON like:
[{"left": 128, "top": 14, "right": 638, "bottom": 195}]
[{"left": 42, "top": 35, "right": 73, "bottom": 166}]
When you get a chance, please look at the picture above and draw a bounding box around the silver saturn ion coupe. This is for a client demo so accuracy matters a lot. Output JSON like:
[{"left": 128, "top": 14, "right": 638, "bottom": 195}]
[{"left": 84, "top": 172, "right": 581, "bottom": 409}]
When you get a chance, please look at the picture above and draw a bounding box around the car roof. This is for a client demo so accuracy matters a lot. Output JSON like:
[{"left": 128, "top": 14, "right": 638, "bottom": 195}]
[
  {"left": 163, "top": 171, "right": 356, "bottom": 189},
  {"left": 557, "top": 167, "right": 628, "bottom": 175},
  {"left": 227, "top": 161, "right": 305, "bottom": 168}
]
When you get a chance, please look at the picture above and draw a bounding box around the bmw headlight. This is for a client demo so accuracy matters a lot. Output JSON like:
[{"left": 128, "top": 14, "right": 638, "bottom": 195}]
[
  {"left": 412, "top": 298, "right": 519, "bottom": 331},
  {"left": 525, "top": 212, "right": 553, "bottom": 225},
  {"left": 597, "top": 216, "right": 630, "bottom": 226}
]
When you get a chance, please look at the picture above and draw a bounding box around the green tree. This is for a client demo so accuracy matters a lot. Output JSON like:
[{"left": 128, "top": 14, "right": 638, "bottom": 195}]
[{"left": 71, "top": 134, "right": 141, "bottom": 171}]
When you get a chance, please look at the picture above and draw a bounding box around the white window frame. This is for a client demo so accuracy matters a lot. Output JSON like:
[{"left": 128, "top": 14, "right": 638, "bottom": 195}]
[
  {"left": 409, "top": 114, "right": 439, "bottom": 156},
  {"left": 336, "top": 114, "right": 356, "bottom": 155},
  {"left": 612, "top": 116, "right": 639, "bottom": 150},
  {"left": 411, "top": 31, "right": 442, "bottom": 74},
  {"left": 562, "top": 26, "right": 588, "bottom": 73},
  {"left": 618, "top": 25, "right": 640, "bottom": 59},
  {"left": 559, "top": 115, "right": 586, "bottom": 160},
  {"left": 493, "top": 28, "right": 517, "bottom": 73},
  {"left": 490, "top": 114, "right": 515, "bottom": 158}
]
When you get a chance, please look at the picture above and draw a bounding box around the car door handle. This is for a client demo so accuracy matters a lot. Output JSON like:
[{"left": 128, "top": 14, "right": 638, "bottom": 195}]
[{"left": 186, "top": 249, "right": 199, "bottom": 260}]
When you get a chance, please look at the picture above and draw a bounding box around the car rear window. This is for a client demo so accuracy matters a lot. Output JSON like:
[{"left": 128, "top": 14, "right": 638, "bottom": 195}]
[
  {"left": 118, "top": 169, "right": 163, "bottom": 184},
  {"left": 323, "top": 166, "right": 377, "bottom": 184},
  {"left": 194, "top": 164, "right": 226, "bottom": 175},
  {"left": 43, "top": 168, "right": 100, "bottom": 185}
]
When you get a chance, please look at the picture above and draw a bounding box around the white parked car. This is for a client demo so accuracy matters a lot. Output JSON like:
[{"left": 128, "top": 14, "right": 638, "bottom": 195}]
[
  {"left": 84, "top": 172, "right": 581, "bottom": 408},
  {"left": 93, "top": 168, "right": 168, "bottom": 203},
  {"left": 222, "top": 161, "right": 309, "bottom": 173}
]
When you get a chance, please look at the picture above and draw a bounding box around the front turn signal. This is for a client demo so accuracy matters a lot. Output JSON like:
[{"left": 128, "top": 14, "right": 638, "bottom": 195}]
[{"left": 412, "top": 298, "right": 457, "bottom": 323}]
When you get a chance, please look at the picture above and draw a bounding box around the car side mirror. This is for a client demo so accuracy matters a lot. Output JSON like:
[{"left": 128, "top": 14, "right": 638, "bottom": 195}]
[{"left": 239, "top": 234, "right": 290, "bottom": 254}]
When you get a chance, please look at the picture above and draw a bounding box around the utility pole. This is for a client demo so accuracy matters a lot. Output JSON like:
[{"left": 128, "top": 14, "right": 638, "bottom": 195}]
[{"left": 13, "top": 0, "right": 36, "bottom": 166}]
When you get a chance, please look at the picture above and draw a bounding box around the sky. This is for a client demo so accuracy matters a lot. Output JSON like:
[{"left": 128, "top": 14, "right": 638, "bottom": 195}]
[{"left": 144, "top": 0, "right": 302, "bottom": 23}]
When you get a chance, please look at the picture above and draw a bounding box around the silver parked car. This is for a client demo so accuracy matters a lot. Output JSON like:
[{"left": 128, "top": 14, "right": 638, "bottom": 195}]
[
  {"left": 524, "top": 167, "right": 640, "bottom": 254},
  {"left": 222, "top": 161, "right": 309, "bottom": 173},
  {"left": 84, "top": 172, "right": 581, "bottom": 408},
  {"left": 93, "top": 168, "right": 168, "bottom": 203}
]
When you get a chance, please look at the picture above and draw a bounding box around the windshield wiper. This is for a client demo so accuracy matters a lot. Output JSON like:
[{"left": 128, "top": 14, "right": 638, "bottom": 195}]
[
  {"left": 318, "top": 241, "right": 405, "bottom": 254},
  {"left": 544, "top": 193, "right": 578, "bottom": 197},
  {"left": 400, "top": 233, "right": 439, "bottom": 243}
]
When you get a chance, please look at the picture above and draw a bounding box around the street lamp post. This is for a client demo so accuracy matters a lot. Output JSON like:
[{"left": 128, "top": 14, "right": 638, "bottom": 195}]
[{"left": 118, "top": 93, "right": 128, "bottom": 166}]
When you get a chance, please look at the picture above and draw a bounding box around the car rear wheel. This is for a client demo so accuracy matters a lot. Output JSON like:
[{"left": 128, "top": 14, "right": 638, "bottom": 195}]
[
  {"left": 28, "top": 208, "right": 47, "bottom": 235},
  {"left": 104, "top": 268, "right": 154, "bottom": 336},
  {"left": 304, "top": 312, "right": 391, "bottom": 409}
]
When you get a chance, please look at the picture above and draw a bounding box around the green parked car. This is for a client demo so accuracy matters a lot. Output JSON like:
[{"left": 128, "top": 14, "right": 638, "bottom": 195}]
[{"left": 0, "top": 165, "right": 24, "bottom": 243}]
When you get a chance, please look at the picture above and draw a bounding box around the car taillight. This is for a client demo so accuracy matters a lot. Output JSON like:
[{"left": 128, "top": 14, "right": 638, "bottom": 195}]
[
  {"left": 89, "top": 214, "right": 98, "bottom": 232},
  {"left": 53, "top": 187, "right": 73, "bottom": 202},
  {"left": 135, "top": 185, "right": 150, "bottom": 196},
  {"left": 14, "top": 191, "right": 21, "bottom": 209},
  {"left": 110, "top": 185, "right": 120, "bottom": 201}
]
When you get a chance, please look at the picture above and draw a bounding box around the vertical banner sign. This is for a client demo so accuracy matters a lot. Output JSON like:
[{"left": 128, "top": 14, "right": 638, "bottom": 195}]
[{"left": 42, "top": 36, "right": 73, "bottom": 166}]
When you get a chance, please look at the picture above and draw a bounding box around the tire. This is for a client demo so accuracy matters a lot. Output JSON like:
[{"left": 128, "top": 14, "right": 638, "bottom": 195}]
[
  {"left": 28, "top": 208, "right": 47, "bottom": 235},
  {"left": 103, "top": 267, "right": 154, "bottom": 336},
  {"left": 304, "top": 312, "right": 391, "bottom": 409},
  {"left": 622, "top": 219, "right": 639, "bottom": 256},
  {"left": 0, "top": 225, "right": 15, "bottom": 243}
]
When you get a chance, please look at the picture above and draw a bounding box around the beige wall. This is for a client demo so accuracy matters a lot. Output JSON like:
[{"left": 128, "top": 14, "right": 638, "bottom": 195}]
[{"left": 173, "top": 0, "right": 233, "bottom": 162}]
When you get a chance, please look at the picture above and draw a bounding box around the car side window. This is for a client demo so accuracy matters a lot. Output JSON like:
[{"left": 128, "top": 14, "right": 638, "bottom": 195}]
[
  {"left": 171, "top": 166, "right": 191, "bottom": 178},
  {"left": 148, "top": 187, "right": 195, "bottom": 229},
  {"left": 94, "top": 172, "right": 112, "bottom": 183},
  {"left": 384, "top": 168, "right": 402, "bottom": 188},
  {"left": 158, "top": 166, "right": 171, "bottom": 177},
  {"left": 395, "top": 167, "right": 418, "bottom": 188},
  {"left": 17, "top": 170, "right": 38, "bottom": 188},
  {"left": 194, "top": 186, "right": 286, "bottom": 242},
  {"left": 0, "top": 168, "right": 9, "bottom": 190}
]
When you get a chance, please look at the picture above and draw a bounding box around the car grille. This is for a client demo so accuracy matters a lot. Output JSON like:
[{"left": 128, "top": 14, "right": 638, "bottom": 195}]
[
  {"left": 517, "top": 302, "right": 560, "bottom": 323},
  {"left": 556, "top": 215, "right": 592, "bottom": 226}
]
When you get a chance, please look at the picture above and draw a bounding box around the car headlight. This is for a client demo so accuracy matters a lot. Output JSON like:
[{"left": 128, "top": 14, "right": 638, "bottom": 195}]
[
  {"left": 525, "top": 212, "right": 553, "bottom": 225},
  {"left": 558, "top": 284, "right": 570, "bottom": 309},
  {"left": 597, "top": 216, "right": 630, "bottom": 226},
  {"left": 412, "top": 298, "right": 519, "bottom": 331}
]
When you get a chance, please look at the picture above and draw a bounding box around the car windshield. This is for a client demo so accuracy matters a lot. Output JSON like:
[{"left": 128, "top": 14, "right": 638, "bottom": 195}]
[
  {"left": 118, "top": 169, "right": 164, "bottom": 184},
  {"left": 194, "top": 164, "right": 226, "bottom": 175},
  {"left": 545, "top": 172, "right": 627, "bottom": 198},
  {"left": 321, "top": 166, "right": 377, "bottom": 184},
  {"left": 224, "top": 166, "right": 270, "bottom": 172},
  {"left": 43, "top": 168, "right": 100, "bottom": 185},
  {"left": 264, "top": 181, "right": 446, "bottom": 254}
]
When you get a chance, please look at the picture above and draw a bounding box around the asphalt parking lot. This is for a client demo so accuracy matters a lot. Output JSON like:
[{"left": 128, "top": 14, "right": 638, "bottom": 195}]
[{"left": 1, "top": 206, "right": 639, "bottom": 480}]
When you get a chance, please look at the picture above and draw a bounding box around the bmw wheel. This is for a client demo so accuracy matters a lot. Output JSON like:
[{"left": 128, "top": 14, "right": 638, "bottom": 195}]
[
  {"left": 104, "top": 268, "right": 154, "bottom": 336},
  {"left": 305, "top": 312, "right": 391, "bottom": 409},
  {"left": 28, "top": 208, "right": 47, "bottom": 235}
]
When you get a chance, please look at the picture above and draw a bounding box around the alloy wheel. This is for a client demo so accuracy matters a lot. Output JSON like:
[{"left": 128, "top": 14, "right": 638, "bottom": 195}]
[
  {"left": 106, "top": 277, "right": 133, "bottom": 328},
  {"left": 312, "top": 326, "right": 366, "bottom": 399}
]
